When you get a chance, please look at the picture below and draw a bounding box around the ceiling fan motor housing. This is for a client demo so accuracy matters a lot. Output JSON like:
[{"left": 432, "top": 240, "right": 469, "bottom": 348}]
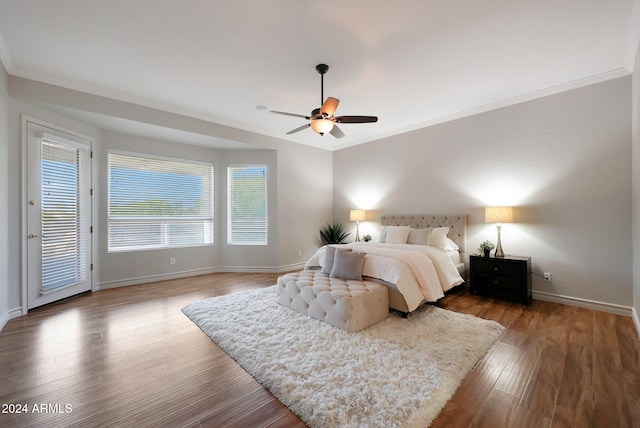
[{"left": 316, "top": 64, "right": 329, "bottom": 75}]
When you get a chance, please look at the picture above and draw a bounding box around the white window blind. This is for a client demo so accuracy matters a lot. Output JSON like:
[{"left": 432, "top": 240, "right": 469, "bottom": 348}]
[
  {"left": 227, "top": 165, "right": 268, "bottom": 245},
  {"left": 40, "top": 136, "right": 89, "bottom": 293},
  {"left": 108, "top": 151, "right": 213, "bottom": 252}
]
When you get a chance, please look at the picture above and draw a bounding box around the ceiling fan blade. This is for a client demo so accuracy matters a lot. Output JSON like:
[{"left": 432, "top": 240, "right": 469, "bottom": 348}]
[
  {"left": 329, "top": 125, "right": 345, "bottom": 139},
  {"left": 286, "top": 123, "right": 310, "bottom": 135},
  {"left": 334, "top": 115, "right": 378, "bottom": 124},
  {"left": 320, "top": 97, "right": 340, "bottom": 116},
  {"left": 270, "top": 110, "right": 311, "bottom": 120}
]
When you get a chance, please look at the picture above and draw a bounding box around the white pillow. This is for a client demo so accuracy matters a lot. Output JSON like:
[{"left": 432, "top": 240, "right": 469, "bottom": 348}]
[
  {"left": 407, "top": 228, "right": 432, "bottom": 245},
  {"left": 385, "top": 226, "right": 411, "bottom": 244},
  {"left": 443, "top": 237, "right": 460, "bottom": 251},
  {"left": 427, "top": 227, "right": 449, "bottom": 250}
]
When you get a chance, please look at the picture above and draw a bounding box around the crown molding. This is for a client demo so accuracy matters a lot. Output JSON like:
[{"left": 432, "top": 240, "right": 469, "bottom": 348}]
[{"left": 332, "top": 68, "right": 631, "bottom": 152}]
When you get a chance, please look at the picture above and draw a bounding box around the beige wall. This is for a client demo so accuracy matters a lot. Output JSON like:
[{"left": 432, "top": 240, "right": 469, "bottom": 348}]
[
  {"left": 277, "top": 142, "right": 333, "bottom": 267},
  {"left": 333, "top": 77, "right": 632, "bottom": 309}
]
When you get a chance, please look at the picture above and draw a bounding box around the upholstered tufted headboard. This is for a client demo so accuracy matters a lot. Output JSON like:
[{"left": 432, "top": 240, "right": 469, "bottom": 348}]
[{"left": 380, "top": 214, "right": 467, "bottom": 254}]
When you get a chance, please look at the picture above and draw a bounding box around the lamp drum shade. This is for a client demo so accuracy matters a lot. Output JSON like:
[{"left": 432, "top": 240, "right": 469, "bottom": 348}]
[
  {"left": 485, "top": 206, "right": 513, "bottom": 224},
  {"left": 350, "top": 210, "right": 366, "bottom": 222}
]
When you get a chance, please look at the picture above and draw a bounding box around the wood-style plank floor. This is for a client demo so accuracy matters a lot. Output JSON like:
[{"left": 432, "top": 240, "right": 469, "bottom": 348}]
[{"left": 1, "top": 272, "right": 639, "bottom": 428}]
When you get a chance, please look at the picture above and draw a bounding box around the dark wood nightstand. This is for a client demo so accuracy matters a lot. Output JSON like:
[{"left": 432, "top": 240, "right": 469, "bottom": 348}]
[{"left": 469, "top": 255, "right": 531, "bottom": 304}]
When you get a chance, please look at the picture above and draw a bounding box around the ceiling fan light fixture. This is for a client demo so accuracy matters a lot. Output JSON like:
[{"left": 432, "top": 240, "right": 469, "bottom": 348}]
[{"left": 310, "top": 118, "right": 334, "bottom": 136}]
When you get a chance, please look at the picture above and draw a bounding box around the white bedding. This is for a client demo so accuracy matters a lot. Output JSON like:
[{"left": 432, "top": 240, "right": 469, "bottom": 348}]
[
  {"left": 305, "top": 243, "right": 464, "bottom": 312},
  {"left": 446, "top": 249, "right": 461, "bottom": 265}
]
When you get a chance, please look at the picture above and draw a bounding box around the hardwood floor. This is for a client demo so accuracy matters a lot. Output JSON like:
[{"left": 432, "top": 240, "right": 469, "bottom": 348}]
[{"left": 1, "top": 272, "right": 638, "bottom": 428}]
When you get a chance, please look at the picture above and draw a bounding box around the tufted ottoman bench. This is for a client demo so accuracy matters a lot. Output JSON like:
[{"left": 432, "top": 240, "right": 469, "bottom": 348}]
[{"left": 276, "top": 270, "right": 389, "bottom": 332}]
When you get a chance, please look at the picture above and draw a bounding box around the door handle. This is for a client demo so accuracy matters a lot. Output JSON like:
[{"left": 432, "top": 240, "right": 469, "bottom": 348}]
[{"left": 28, "top": 233, "right": 38, "bottom": 239}]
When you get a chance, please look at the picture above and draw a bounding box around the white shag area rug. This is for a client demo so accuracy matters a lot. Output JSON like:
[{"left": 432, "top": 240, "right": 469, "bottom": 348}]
[{"left": 182, "top": 285, "right": 504, "bottom": 428}]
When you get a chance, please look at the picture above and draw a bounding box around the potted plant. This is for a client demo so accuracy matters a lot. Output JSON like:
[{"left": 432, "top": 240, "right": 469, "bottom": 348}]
[
  {"left": 479, "top": 240, "right": 495, "bottom": 257},
  {"left": 319, "top": 223, "right": 351, "bottom": 245},
  {"left": 362, "top": 234, "right": 372, "bottom": 242}
]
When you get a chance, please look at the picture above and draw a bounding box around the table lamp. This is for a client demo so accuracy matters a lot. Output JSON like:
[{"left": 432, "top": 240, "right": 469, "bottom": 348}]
[{"left": 485, "top": 206, "right": 513, "bottom": 257}]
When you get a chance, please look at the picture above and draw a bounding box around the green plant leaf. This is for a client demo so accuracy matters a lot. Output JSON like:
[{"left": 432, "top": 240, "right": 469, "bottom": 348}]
[{"left": 319, "top": 222, "right": 351, "bottom": 245}]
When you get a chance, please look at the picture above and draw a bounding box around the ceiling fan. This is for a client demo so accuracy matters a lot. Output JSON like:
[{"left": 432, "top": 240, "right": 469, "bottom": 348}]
[{"left": 270, "top": 64, "right": 378, "bottom": 139}]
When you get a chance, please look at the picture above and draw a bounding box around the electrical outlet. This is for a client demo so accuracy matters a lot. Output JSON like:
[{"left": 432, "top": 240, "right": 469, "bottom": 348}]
[
  {"left": 170, "top": 257, "right": 176, "bottom": 265},
  {"left": 543, "top": 272, "right": 552, "bottom": 282},
  {"left": 298, "top": 250, "right": 303, "bottom": 257}
]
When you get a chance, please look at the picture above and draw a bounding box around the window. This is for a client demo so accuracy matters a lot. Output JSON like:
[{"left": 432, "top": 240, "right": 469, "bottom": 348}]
[
  {"left": 108, "top": 151, "right": 213, "bottom": 252},
  {"left": 227, "top": 165, "right": 268, "bottom": 245}
]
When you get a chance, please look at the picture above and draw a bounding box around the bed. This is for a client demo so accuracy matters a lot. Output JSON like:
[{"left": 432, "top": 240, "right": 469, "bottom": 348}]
[{"left": 305, "top": 214, "right": 467, "bottom": 313}]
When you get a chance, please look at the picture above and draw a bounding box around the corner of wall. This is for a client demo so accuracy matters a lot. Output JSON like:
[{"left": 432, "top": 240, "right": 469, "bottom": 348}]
[
  {"left": 632, "top": 306, "right": 640, "bottom": 339},
  {"left": 0, "top": 307, "right": 23, "bottom": 332},
  {"left": 0, "top": 311, "right": 8, "bottom": 332},
  {"left": 633, "top": 21, "right": 640, "bottom": 339},
  {"left": 0, "top": 52, "right": 11, "bottom": 328}
]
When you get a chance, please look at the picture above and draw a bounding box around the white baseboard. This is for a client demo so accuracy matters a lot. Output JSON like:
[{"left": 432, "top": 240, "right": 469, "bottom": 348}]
[
  {"left": 97, "top": 263, "right": 306, "bottom": 290},
  {"left": 276, "top": 262, "right": 306, "bottom": 273},
  {"left": 532, "top": 290, "right": 633, "bottom": 317},
  {"left": 0, "top": 307, "right": 25, "bottom": 332},
  {"left": 97, "top": 267, "right": 223, "bottom": 290},
  {"left": 217, "top": 263, "right": 305, "bottom": 273}
]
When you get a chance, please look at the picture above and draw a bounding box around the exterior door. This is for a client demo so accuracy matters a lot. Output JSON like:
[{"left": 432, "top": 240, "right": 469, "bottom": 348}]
[{"left": 25, "top": 120, "right": 92, "bottom": 309}]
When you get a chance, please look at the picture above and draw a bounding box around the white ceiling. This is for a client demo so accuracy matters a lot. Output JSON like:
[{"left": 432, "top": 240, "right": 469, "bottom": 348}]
[{"left": 0, "top": 0, "right": 637, "bottom": 150}]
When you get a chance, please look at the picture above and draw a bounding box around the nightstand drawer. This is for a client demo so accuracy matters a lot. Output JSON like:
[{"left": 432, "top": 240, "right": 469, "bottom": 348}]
[
  {"left": 473, "top": 259, "right": 522, "bottom": 277},
  {"left": 474, "top": 274, "right": 521, "bottom": 291}
]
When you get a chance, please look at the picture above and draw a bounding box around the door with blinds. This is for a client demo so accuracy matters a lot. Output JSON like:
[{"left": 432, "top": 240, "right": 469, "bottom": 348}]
[{"left": 26, "top": 121, "right": 92, "bottom": 310}]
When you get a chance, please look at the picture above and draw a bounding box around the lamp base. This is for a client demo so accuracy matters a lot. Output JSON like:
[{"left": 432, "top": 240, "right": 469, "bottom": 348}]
[
  {"left": 355, "top": 222, "right": 361, "bottom": 242},
  {"left": 495, "top": 224, "right": 505, "bottom": 257}
]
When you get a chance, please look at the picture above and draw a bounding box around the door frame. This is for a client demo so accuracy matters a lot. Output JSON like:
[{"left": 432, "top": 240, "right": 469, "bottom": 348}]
[{"left": 20, "top": 115, "right": 97, "bottom": 314}]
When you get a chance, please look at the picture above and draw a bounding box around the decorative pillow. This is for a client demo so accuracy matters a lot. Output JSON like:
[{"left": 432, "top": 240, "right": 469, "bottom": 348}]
[
  {"left": 427, "top": 227, "right": 450, "bottom": 250},
  {"left": 384, "top": 226, "right": 411, "bottom": 244},
  {"left": 330, "top": 249, "right": 365, "bottom": 280},
  {"left": 443, "top": 237, "right": 460, "bottom": 251},
  {"left": 321, "top": 246, "right": 351, "bottom": 275},
  {"left": 408, "top": 228, "right": 432, "bottom": 245}
]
